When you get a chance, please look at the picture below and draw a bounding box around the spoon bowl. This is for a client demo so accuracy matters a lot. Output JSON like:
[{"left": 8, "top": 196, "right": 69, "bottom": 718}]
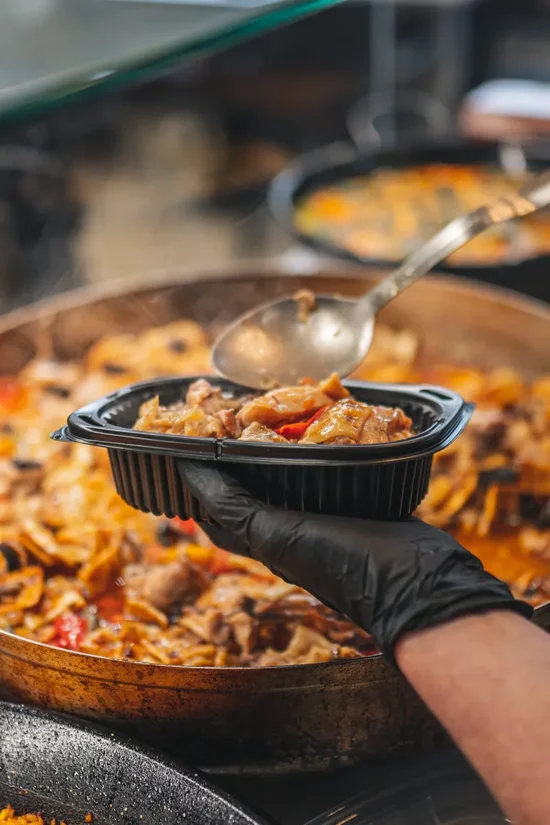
[{"left": 212, "top": 294, "right": 373, "bottom": 388}]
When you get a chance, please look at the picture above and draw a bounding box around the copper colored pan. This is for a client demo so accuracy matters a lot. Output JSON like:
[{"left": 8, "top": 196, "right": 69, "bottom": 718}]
[{"left": 0, "top": 261, "right": 548, "bottom": 775}]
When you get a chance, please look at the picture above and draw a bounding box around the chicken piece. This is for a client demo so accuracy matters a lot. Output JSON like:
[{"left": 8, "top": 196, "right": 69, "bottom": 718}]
[
  {"left": 196, "top": 573, "right": 284, "bottom": 612},
  {"left": 134, "top": 396, "right": 161, "bottom": 431},
  {"left": 300, "top": 399, "right": 370, "bottom": 444},
  {"left": 237, "top": 374, "right": 347, "bottom": 429},
  {"left": 185, "top": 379, "right": 242, "bottom": 415},
  {"left": 317, "top": 373, "right": 350, "bottom": 401},
  {"left": 301, "top": 399, "right": 412, "bottom": 445},
  {"left": 359, "top": 405, "right": 413, "bottom": 444},
  {"left": 179, "top": 608, "right": 229, "bottom": 645},
  {"left": 170, "top": 406, "right": 225, "bottom": 438},
  {"left": 229, "top": 610, "right": 259, "bottom": 655},
  {"left": 237, "top": 386, "right": 329, "bottom": 428},
  {"left": 124, "top": 559, "right": 204, "bottom": 612},
  {"left": 216, "top": 408, "right": 241, "bottom": 439},
  {"left": 284, "top": 624, "right": 334, "bottom": 657},
  {"left": 135, "top": 388, "right": 243, "bottom": 438},
  {"left": 195, "top": 575, "right": 245, "bottom": 613},
  {"left": 293, "top": 288, "right": 316, "bottom": 322},
  {"left": 254, "top": 624, "right": 337, "bottom": 666},
  {"left": 135, "top": 398, "right": 226, "bottom": 438},
  {"left": 239, "top": 423, "right": 289, "bottom": 443}
]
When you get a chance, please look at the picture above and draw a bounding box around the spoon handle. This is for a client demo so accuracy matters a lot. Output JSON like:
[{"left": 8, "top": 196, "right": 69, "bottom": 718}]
[{"left": 361, "top": 168, "right": 550, "bottom": 316}]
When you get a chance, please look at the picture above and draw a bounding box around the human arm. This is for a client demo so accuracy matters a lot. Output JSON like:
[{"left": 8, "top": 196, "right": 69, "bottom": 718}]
[
  {"left": 396, "top": 611, "right": 550, "bottom": 825},
  {"left": 178, "top": 461, "right": 546, "bottom": 824}
]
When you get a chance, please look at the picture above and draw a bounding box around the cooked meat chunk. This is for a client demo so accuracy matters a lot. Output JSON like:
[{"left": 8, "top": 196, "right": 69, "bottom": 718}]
[
  {"left": 317, "top": 373, "right": 350, "bottom": 401},
  {"left": 185, "top": 378, "right": 242, "bottom": 415},
  {"left": 301, "top": 399, "right": 412, "bottom": 445},
  {"left": 359, "top": 405, "right": 413, "bottom": 443},
  {"left": 300, "top": 399, "right": 370, "bottom": 444},
  {"left": 174, "top": 405, "right": 226, "bottom": 438},
  {"left": 256, "top": 625, "right": 337, "bottom": 666},
  {"left": 134, "top": 396, "right": 162, "bottom": 431},
  {"left": 216, "top": 408, "right": 242, "bottom": 439},
  {"left": 285, "top": 624, "right": 334, "bottom": 657},
  {"left": 135, "top": 397, "right": 226, "bottom": 438},
  {"left": 293, "top": 288, "right": 316, "bottom": 322},
  {"left": 240, "top": 423, "right": 289, "bottom": 443},
  {"left": 229, "top": 610, "right": 259, "bottom": 655},
  {"left": 135, "top": 380, "right": 248, "bottom": 438},
  {"left": 238, "top": 386, "right": 329, "bottom": 429},
  {"left": 237, "top": 373, "right": 349, "bottom": 429},
  {"left": 179, "top": 608, "right": 229, "bottom": 645},
  {"left": 124, "top": 559, "right": 204, "bottom": 612}
]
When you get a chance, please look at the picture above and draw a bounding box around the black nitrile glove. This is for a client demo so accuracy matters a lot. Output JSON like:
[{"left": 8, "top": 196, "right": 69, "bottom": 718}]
[{"left": 178, "top": 461, "right": 533, "bottom": 664}]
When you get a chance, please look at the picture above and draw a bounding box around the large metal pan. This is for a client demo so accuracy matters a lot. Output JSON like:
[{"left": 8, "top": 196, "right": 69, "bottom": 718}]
[
  {"left": 267, "top": 141, "right": 550, "bottom": 302},
  {"left": 0, "top": 261, "right": 549, "bottom": 776}
]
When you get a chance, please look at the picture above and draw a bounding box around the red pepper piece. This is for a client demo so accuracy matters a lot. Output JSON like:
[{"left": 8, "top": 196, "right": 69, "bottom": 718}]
[
  {"left": 274, "top": 406, "right": 328, "bottom": 440},
  {"left": 210, "top": 548, "right": 234, "bottom": 575},
  {"left": 173, "top": 517, "right": 198, "bottom": 536},
  {"left": 95, "top": 593, "right": 125, "bottom": 623},
  {"left": 52, "top": 614, "right": 87, "bottom": 651}
]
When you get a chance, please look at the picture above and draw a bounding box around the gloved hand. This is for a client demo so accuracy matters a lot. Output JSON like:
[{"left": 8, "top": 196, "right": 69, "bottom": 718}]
[{"left": 178, "top": 461, "right": 533, "bottom": 664}]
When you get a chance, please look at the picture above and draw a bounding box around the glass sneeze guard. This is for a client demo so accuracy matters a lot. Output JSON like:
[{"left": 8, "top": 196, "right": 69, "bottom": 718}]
[{"left": 0, "top": 0, "right": 343, "bottom": 124}]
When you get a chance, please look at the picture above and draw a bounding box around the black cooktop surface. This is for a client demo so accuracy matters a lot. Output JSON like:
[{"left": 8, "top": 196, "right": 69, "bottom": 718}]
[{"left": 221, "top": 746, "right": 504, "bottom": 824}]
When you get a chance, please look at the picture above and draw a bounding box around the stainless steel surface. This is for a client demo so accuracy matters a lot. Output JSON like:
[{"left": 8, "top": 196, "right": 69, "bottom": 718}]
[{"left": 213, "top": 170, "right": 550, "bottom": 388}]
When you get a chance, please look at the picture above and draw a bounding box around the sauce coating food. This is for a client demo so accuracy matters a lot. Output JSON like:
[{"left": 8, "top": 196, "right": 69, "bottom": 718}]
[
  {"left": 295, "top": 164, "right": 550, "bottom": 265},
  {"left": 134, "top": 374, "right": 413, "bottom": 445},
  {"left": 0, "top": 318, "right": 548, "bottom": 666}
]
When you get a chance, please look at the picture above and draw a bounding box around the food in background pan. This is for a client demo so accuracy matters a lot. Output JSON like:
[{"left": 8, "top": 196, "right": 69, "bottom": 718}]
[
  {"left": 0, "top": 808, "right": 92, "bottom": 825},
  {"left": 295, "top": 163, "right": 550, "bottom": 265},
  {"left": 134, "top": 374, "right": 413, "bottom": 445},
  {"left": 0, "top": 318, "right": 548, "bottom": 667}
]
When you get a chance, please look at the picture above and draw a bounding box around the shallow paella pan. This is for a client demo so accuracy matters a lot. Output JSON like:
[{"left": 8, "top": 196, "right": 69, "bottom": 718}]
[{"left": 0, "top": 260, "right": 549, "bottom": 775}]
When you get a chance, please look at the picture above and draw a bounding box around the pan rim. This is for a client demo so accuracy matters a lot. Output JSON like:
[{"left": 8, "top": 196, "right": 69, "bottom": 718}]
[
  {"left": 0, "top": 626, "right": 388, "bottom": 678},
  {"left": 1, "top": 260, "right": 550, "bottom": 336}
]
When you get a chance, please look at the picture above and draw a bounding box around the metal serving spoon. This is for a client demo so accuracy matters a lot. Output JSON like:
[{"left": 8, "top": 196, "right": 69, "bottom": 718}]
[{"left": 213, "top": 169, "right": 550, "bottom": 389}]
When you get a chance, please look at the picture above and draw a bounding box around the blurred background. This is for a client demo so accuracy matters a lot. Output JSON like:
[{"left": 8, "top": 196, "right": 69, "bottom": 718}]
[{"left": 1, "top": 0, "right": 549, "bottom": 312}]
